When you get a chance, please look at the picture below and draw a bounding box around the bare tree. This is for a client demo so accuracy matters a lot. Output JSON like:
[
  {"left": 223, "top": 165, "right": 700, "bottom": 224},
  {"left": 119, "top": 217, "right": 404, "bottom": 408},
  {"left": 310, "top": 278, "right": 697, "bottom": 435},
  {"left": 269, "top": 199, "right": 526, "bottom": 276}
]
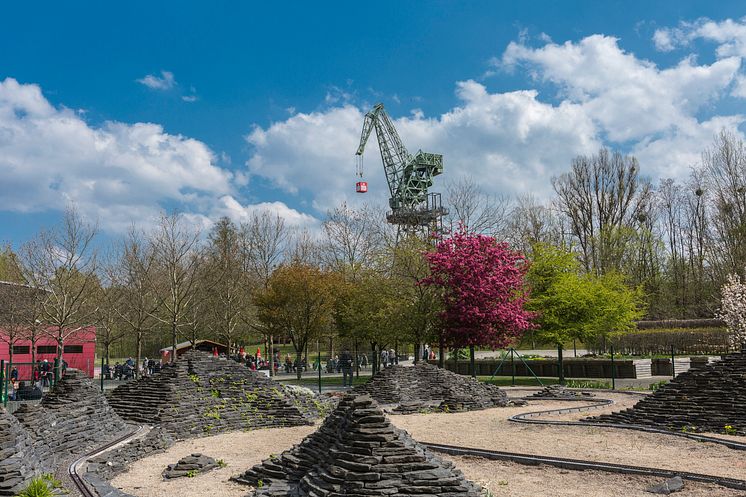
[
  {"left": 204, "top": 217, "right": 251, "bottom": 353},
  {"left": 703, "top": 130, "right": 746, "bottom": 279},
  {"left": 321, "top": 202, "right": 383, "bottom": 278},
  {"left": 240, "top": 210, "right": 288, "bottom": 374},
  {"left": 445, "top": 177, "right": 511, "bottom": 237},
  {"left": 148, "top": 213, "right": 203, "bottom": 364},
  {"left": 552, "top": 148, "right": 652, "bottom": 274},
  {"left": 20, "top": 207, "right": 99, "bottom": 377},
  {"left": 104, "top": 230, "right": 160, "bottom": 376}
]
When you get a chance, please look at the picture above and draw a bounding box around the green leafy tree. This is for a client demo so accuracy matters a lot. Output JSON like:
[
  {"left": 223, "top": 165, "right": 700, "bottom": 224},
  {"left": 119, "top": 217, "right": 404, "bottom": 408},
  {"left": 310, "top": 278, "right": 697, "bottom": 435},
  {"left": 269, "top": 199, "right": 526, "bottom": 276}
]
[
  {"left": 254, "top": 262, "right": 339, "bottom": 379},
  {"left": 527, "top": 244, "right": 644, "bottom": 382}
]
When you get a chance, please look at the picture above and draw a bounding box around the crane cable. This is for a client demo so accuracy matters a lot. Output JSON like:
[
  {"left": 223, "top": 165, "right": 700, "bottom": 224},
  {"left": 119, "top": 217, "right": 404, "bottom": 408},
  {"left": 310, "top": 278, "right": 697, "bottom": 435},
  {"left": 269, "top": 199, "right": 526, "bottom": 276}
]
[{"left": 356, "top": 154, "right": 364, "bottom": 178}]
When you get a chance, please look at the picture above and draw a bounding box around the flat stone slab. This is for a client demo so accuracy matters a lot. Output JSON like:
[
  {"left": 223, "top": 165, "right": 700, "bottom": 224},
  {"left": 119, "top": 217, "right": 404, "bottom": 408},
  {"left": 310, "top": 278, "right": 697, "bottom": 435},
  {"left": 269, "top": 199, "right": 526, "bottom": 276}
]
[{"left": 163, "top": 453, "right": 218, "bottom": 479}]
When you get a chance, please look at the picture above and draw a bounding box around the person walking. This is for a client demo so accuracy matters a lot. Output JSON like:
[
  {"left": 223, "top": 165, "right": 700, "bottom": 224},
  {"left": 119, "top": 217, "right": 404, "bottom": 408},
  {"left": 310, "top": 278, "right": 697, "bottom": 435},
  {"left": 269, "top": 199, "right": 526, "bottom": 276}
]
[
  {"left": 340, "top": 349, "right": 354, "bottom": 388},
  {"left": 380, "top": 349, "right": 389, "bottom": 368}
]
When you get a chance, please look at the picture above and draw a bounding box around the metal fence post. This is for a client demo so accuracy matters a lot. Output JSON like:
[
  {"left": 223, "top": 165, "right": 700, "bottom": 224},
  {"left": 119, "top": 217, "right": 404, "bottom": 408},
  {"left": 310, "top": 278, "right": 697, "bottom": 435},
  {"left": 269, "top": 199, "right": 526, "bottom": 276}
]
[
  {"left": 317, "top": 340, "right": 322, "bottom": 395},
  {"left": 610, "top": 345, "right": 616, "bottom": 390},
  {"left": 0, "top": 359, "right": 5, "bottom": 406},
  {"left": 510, "top": 349, "right": 515, "bottom": 386},
  {"left": 671, "top": 345, "right": 676, "bottom": 379},
  {"left": 100, "top": 357, "right": 105, "bottom": 392}
]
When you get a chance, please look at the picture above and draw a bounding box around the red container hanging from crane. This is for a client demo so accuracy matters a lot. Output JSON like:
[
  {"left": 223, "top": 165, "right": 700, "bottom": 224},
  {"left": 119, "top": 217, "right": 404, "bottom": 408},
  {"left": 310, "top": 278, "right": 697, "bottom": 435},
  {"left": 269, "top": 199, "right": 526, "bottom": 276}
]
[{"left": 356, "top": 181, "right": 368, "bottom": 193}]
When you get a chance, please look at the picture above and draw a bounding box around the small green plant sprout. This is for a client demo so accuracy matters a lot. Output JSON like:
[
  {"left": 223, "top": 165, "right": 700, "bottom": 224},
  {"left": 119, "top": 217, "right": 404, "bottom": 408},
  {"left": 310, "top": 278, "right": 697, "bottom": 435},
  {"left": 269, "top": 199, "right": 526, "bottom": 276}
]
[
  {"left": 40, "top": 474, "right": 63, "bottom": 489},
  {"left": 189, "top": 374, "right": 200, "bottom": 384},
  {"left": 498, "top": 480, "right": 509, "bottom": 486},
  {"left": 16, "top": 477, "right": 53, "bottom": 497},
  {"left": 217, "top": 459, "right": 228, "bottom": 468},
  {"left": 257, "top": 479, "right": 265, "bottom": 488},
  {"left": 186, "top": 470, "right": 198, "bottom": 478},
  {"left": 681, "top": 425, "right": 697, "bottom": 433},
  {"left": 210, "top": 389, "right": 220, "bottom": 398},
  {"left": 724, "top": 425, "right": 737, "bottom": 435}
]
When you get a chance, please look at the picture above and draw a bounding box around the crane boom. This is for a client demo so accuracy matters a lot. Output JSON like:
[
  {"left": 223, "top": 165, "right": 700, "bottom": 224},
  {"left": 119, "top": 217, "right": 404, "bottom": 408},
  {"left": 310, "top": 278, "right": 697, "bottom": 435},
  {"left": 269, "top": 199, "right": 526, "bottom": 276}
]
[{"left": 355, "top": 103, "right": 446, "bottom": 230}]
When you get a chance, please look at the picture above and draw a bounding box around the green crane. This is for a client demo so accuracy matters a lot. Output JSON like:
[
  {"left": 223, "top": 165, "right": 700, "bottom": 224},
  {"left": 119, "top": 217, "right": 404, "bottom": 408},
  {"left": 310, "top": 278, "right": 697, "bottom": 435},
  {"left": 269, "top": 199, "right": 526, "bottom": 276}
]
[{"left": 355, "top": 103, "right": 447, "bottom": 231}]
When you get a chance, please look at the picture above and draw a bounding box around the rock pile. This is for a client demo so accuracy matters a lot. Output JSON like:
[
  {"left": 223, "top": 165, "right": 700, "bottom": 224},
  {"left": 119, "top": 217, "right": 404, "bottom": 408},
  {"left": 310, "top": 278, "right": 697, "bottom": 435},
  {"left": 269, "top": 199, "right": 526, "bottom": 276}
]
[
  {"left": 13, "top": 369, "right": 129, "bottom": 466},
  {"left": 530, "top": 385, "right": 594, "bottom": 399},
  {"left": 107, "top": 350, "right": 312, "bottom": 438},
  {"left": 163, "top": 453, "right": 218, "bottom": 479},
  {"left": 353, "top": 363, "right": 509, "bottom": 412},
  {"left": 0, "top": 408, "right": 44, "bottom": 496},
  {"left": 585, "top": 352, "right": 746, "bottom": 434},
  {"left": 233, "top": 394, "right": 482, "bottom": 497}
]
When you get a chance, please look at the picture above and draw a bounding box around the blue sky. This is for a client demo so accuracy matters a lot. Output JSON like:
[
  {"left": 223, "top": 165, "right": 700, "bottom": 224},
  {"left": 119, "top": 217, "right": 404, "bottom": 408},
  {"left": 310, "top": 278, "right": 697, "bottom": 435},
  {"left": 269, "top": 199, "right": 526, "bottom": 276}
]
[{"left": 2, "top": 1, "right": 746, "bottom": 245}]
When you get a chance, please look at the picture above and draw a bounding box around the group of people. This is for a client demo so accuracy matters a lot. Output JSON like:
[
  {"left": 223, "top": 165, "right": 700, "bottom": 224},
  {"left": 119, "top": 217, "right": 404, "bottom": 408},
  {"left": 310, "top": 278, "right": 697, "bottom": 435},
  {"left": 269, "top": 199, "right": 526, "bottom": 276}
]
[
  {"left": 4, "top": 358, "right": 66, "bottom": 401},
  {"left": 379, "top": 348, "right": 399, "bottom": 368}
]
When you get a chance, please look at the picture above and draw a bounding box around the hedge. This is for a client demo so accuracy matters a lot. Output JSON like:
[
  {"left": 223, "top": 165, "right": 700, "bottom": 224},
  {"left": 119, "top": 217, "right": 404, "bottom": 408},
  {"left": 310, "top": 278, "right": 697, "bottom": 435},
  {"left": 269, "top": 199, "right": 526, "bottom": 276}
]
[{"left": 588, "top": 327, "right": 734, "bottom": 356}]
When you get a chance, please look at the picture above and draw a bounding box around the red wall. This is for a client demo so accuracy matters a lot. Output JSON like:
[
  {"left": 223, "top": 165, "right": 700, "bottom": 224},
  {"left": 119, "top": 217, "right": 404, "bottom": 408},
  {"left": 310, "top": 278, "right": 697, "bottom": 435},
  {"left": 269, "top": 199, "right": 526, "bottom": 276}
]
[{"left": 0, "top": 326, "right": 96, "bottom": 379}]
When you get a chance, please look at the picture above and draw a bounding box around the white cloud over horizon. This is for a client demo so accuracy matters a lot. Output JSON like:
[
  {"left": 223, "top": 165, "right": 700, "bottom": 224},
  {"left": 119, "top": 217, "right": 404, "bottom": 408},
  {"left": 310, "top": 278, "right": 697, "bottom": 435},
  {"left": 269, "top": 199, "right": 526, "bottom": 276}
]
[
  {"left": 0, "top": 77, "right": 315, "bottom": 234},
  {"left": 5, "top": 20, "right": 746, "bottom": 237},
  {"left": 246, "top": 32, "right": 746, "bottom": 213}
]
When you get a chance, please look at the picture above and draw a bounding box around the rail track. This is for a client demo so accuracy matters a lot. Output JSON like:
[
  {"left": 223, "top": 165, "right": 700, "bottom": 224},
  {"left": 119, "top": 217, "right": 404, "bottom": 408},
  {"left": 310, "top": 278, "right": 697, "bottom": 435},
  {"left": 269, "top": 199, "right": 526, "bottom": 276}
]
[
  {"left": 68, "top": 424, "right": 147, "bottom": 497},
  {"left": 422, "top": 442, "right": 746, "bottom": 492},
  {"left": 509, "top": 394, "right": 746, "bottom": 450}
]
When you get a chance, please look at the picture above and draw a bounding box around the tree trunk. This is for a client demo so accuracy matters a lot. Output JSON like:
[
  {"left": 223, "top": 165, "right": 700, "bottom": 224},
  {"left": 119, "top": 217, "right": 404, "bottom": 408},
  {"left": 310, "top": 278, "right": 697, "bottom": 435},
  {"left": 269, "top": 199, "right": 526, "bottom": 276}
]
[
  {"left": 296, "top": 348, "right": 303, "bottom": 380},
  {"left": 413, "top": 343, "right": 420, "bottom": 365},
  {"left": 557, "top": 343, "right": 565, "bottom": 385},
  {"left": 354, "top": 340, "right": 359, "bottom": 378},
  {"left": 171, "top": 321, "right": 178, "bottom": 364},
  {"left": 371, "top": 342, "right": 377, "bottom": 374},
  {"left": 136, "top": 331, "right": 143, "bottom": 380},
  {"left": 269, "top": 334, "right": 275, "bottom": 377},
  {"left": 469, "top": 345, "right": 476, "bottom": 378},
  {"left": 438, "top": 333, "right": 445, "bottom": 368}
]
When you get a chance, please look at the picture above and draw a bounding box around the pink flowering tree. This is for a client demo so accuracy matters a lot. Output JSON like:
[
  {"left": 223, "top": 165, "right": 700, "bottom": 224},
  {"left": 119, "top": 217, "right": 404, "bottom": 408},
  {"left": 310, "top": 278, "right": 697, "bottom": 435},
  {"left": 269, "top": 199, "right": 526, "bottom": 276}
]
[{"left": 420, "top": 228, "right": 535, "bottom": 376}]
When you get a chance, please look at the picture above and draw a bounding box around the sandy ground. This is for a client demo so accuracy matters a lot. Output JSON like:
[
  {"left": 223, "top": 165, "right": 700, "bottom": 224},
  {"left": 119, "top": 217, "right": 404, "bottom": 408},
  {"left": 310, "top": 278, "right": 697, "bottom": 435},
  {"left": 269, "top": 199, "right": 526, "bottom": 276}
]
[
  {"left": 110, "top": 425, "right": 317, "bottom": 497},
  {"left": 447, "top": 455, "right": 746, "bottom": 497},
  {"left": 110, "top": 394, "right": 746, "bottom": 497},
  {"left": 390, "top": 395, "right": 746, "bottom": 480}
]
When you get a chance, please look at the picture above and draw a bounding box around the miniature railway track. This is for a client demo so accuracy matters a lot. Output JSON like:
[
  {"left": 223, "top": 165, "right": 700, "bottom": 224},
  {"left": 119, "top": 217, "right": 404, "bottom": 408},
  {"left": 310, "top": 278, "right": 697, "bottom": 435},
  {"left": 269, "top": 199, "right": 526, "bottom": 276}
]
[
  {"left": 509, "top": 394, "right": 746, "bottom": 450},
  {"left": 423, "top": 442, "right": 746, "bottom": 492},
  {"left": 68, "top": 424, "right": 147, "bottom": 497}
]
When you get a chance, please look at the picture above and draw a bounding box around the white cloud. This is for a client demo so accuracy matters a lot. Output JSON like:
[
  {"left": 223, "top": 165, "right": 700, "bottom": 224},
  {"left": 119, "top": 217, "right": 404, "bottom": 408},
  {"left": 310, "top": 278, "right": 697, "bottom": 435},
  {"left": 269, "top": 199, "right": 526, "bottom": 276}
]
[
  {"left": 181, "top": 95, "right": 198, "bottom": 102},
  {"left": 653, "top": 18, "right": 746, "bottom": 58},
  {"left": 246, "top": 33, "right": 746, "bottom": 214},
  {"left": 212, "top": 195, "right": 318, "bottom": 229},
  {"left": 136, "top": 70, "right": 176, "bottom": 90},
  {"left": 246, "top": 81, "right": 599, "bottom": 214},
  {"left": 0, "top": 77, "right": 314, "bottom": 233}
]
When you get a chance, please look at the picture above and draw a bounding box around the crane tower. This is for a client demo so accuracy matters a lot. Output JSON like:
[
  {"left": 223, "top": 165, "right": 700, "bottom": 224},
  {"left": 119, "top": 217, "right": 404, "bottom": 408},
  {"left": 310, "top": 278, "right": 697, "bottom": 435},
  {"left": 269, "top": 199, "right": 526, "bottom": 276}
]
[{"left": 355, "top": 103, "right": 447, "bottom": 234}]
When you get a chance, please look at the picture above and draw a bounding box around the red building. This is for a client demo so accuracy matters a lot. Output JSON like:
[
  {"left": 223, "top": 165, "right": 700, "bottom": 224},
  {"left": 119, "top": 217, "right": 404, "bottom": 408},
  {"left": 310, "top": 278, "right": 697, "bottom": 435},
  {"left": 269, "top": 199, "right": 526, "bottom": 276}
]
[{"left": 0, "top": 326, "right": 97, "bottom": 379}]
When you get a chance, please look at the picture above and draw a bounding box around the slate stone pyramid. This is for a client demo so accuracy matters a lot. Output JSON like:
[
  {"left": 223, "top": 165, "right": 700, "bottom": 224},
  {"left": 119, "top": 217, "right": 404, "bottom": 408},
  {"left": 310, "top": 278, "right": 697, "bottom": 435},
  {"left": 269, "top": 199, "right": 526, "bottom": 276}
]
[
  {"left": 233, "top": 394, "right": 482, "bottom": 497},
  {"left": 107, "top": 350, "right": 312, "bottom": 438},
  {"left": 585, "top": 351, "right": 746, "bottom": 434},
  {"left": 353, "top": 363, "right": 508, "bottom": 413},
  {"left": 13, "top": 368, "right": 129, "bottom": 466},
  {"left": 0, "top": 408, "right": 44, "bottom": 496}
]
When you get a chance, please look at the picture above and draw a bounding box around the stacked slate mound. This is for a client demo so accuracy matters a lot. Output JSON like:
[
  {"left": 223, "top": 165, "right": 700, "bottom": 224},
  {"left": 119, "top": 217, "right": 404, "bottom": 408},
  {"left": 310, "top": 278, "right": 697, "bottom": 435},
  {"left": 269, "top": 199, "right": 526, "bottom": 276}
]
[
  {"left": 163, "top": 453, "right": 218, "bottom": 479},
  {"left": 353, "top": 363, "right": 509, "bottom": 412},
  {"left": 0, "top": 408, "right": 44, "bottom": 496},
  {"left": 13, "top": 369, "right": 129, "bottom": 466},
  {"left": 585, "top": 352, "right": 746, "bottom": 434},
  {"left": 233, "top": 394, "right": 482, "bottom": 497},
  {"left": 531, "top": 385, "right": 594, "bottom": 399},
  {"left": 107, "top": 350, "right": 311, "bottom": 438},
  {"left": 282, "top": 385, "right": 338, "bottom": 419}
]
